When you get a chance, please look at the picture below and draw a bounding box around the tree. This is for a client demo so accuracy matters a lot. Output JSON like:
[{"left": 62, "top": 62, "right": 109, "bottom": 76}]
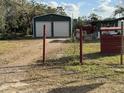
[
  {"left": 0, "top": 0, "right": 67, "bottom": 39},
  {"left": 88, "top": 13, "right": 100, "bottom": 21},
  {"left": 56, "top": 7, "right": 67, "bottom": 16},
  {"left": 114, "top": 6, "right": 124, "bottom": 17},
  {"left": 46, "top": 6, "right": 57, "bottom": 14},
  {"left": 77, "top": 17, "right": 85, "bottom": 26},
  {"left": 3, "top": 0, "right": 19, "bottom": 33},
  {"left": 0, "top": 0, "right": 6, "bottom": 32},
  {"left": 73, "top": 16, "right": 88, "bottom": 30}
]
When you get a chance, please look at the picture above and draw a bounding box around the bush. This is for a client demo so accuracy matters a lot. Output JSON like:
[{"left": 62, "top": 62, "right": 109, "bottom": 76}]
[
  {"left": 0, "top": 33, "right": 8, "bottom": 40},
  {"left": 0, "top": 33, "right": 17, "bottom": 40},
  {"left": 0, "top": 32, "right": 33, "bottom": 40},
  {"left": 27, "top": 28, "right": 32, "bottom": 35}
]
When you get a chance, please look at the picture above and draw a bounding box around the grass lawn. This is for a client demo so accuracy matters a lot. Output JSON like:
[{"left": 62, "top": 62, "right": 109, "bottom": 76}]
[
  {"left": 0, "top": 41, "right": 18, "bottom": 54},
  {"left": 43, "top": 40, "right": 124, "bottom": 93},
  {"left": 0, "top": 39, "right": 123, "bottom": 92},
  {"left": 0, "top": 40, "right": 38, "bottom": 55},
  {"left": 63, "top": 40, "right": 124, "bottom": 84}
]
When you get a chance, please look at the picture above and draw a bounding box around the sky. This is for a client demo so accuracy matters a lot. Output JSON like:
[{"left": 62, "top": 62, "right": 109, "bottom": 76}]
[{"left": 34, "top": 0, "right": 124, "bottom": 18}]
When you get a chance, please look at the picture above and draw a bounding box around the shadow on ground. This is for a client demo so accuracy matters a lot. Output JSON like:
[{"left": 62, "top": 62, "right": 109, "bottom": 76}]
[
  {"left": 48, "top": 83, "right": 104, "bottom": 93},
  {"left": 84, "top": 40, "right": 100, "bottom": 43},
  {"left": 0, "top": 55, "right": 79, "bottom": 73},
  {"left": 0, "top": 52, "right": 120, "bottom": 71},
  {"left": 35, "top": 52, "right": 120, "bottom": 67},
  {"left": 49, "top": 39, "right": 100, "bottom": 44},
  {"left": 36, "top": 55, "right": 80, "bottom": 66},
  {"left": 49, "top": 39, "right": 71, "bottom": 43},
  {"left": 84, "top": 52, "right": 118, "bottom": 60}
]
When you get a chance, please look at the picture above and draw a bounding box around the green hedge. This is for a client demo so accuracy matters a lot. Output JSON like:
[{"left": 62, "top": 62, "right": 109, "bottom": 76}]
[{"left": 0, "top": 33, "right": 33, "bottom": 40}]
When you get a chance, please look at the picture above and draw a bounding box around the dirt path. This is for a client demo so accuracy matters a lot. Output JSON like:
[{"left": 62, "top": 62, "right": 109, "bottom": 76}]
[
  {"left": 0, "top": 39, "right": 68, "bottom": 67},
  {"left": 0, "top": 39, "right": 70, "bottom": 93}
]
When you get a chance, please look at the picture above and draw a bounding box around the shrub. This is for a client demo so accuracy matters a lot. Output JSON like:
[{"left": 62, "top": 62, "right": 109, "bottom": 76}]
[{"left": 0, "top": 33, "right": 8, "bottom": 40}]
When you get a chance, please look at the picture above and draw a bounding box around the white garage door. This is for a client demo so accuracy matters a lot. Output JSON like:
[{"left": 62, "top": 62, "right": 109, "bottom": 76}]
[
  {"left": 36, "top": 21, "right": 51, "bottom": 37},
  {"left": 54, "top": 21, "right": 69, "bottom": 37}
]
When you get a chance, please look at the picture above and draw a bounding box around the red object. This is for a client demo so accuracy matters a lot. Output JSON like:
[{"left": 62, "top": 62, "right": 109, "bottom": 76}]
[
  {"left": 101, "top": 35, "right": 124, "bottom": 54},
  {"left": 77, "top": 25, "right": 96, "bottom": 34},
  {"left": 82, "top": 25, "right": 96, "bottom": 34},
  {"left": 78, "top": 25, "right": 95, "bottom": 65},
  {"left": 80, "top": 28, "right": 83, "bottom": 64},
  {"left": 43, "top": 25, "right": 46, "bottom": 64},
  {"left": 100, "top": 26, "right": 124, "bottom": 54},
  {"left": 100, "top": 22, "right": 124, "bottom": 65},
  {"left": 120, "top": 22, "right": 124, "bottom": 65}
]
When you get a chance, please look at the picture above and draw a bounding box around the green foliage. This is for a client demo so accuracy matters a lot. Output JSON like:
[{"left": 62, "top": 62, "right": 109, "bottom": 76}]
[
  {"left": 0, "top": 15, "right": 5, "bottom": 32},
  {"left": 73, "top": 13, "right": 100, "bottom": 30},
  {"left": 73, "top": 16, "right": 88, "bottom": 29},
  {"left": 0, "top": 0, "right": 5, "bottom": 32},
  {"left": 88, "top": 13, "right": 101, "bottom": 21},
  {"left": 56, "top": 7, "right": 67, "bottom": 16},
  {"left": 0, "top": 0, "right": 67, "bottom": 39},
  {"left": 114, "top": 5, "right": 124, "bottom": 17},
  {"left": 63, "top": 42, "right": 124, "bottom": 82},
  {"left": 77, "top": 17, "right": 86, "bottom": 26}
]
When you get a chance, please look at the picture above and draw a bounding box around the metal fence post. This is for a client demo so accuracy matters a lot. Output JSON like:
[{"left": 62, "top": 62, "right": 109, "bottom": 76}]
[
  {"left": 121, "top": 21, "right": 123, "bottom": 65},
  {"left": 43, "top": 25, "right": 46, "bottom": 64},
  {"left": 80, "top": 27, "right": 83, "bottom": 65}
]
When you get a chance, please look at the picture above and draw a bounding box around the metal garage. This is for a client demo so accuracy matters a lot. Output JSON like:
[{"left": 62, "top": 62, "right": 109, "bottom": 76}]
[{"left": 33, "top": 14, "right": 71, "bottom": 38}]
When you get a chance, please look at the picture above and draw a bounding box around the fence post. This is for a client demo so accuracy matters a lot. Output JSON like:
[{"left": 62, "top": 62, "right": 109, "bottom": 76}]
[
  {"left": 121, "top": 21, "right": 123, "bottom": 65},
  {"left": 43, "top": 25, "right": 46, "bottom": 64},
  {"left": 80, "top": 27, "right": 83, "bottom": 65}
]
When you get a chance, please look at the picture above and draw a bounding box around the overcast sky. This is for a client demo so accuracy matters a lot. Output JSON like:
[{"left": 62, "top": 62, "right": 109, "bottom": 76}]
[{"left": 34, "top": 0, "right": 124, "bottom": 18}]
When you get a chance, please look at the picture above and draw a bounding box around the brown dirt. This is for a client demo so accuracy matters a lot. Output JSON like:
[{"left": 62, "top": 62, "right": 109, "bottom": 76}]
[
  {"left": 0, "top": 39, "right": 69, "bottom": 93},
  {"left": 0, "top": 39, "right": 68, "bottom": 67},
  {"left": 0, "top": 39, "right": 123, "bottom": 93}
]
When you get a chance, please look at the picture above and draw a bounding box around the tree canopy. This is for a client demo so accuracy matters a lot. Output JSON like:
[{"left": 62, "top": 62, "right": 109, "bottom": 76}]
[
  {"left": 114, "top": 5, "right": 124, "bottom": 17},
  {"left": 0, "top": 0, "right": 67, "bottom": 39}
]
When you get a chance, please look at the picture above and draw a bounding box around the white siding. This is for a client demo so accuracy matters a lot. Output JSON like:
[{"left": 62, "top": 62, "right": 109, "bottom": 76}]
[
  {"left": 118, "top": 21, "right": 124, "bottom": 34},
  {"left": 118, "top": 21, "right": 122, "bottom": 27},
  {"left": 54, "top": 21, "right": 69, "bottom": 37},
  {"left": 36, "top": 21, "right": 51, "bottom": 37}
]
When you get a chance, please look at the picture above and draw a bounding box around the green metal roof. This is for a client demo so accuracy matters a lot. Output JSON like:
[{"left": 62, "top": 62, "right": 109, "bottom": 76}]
[{"left": 33, "top": 14, "right": 71, "bottom": 21}]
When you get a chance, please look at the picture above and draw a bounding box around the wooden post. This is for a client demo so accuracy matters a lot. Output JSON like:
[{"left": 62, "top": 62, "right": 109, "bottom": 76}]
[
  {"left": 43, "top": 25, "right": 46, "bottom": 64},
  {"left": 121, "top": 21, "right": 123, "bottom": 65},
  {"left": 80, "top": 27, "right": 83, "bottom": 65}
]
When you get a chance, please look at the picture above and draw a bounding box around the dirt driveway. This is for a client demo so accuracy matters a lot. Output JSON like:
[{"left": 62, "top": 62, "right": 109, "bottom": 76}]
[
  {"left": 0, "top": 38, "right": 70, "bottom": 93},
  {"left": 0, "top": 38, "right": 68, "bottom": 66}
]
